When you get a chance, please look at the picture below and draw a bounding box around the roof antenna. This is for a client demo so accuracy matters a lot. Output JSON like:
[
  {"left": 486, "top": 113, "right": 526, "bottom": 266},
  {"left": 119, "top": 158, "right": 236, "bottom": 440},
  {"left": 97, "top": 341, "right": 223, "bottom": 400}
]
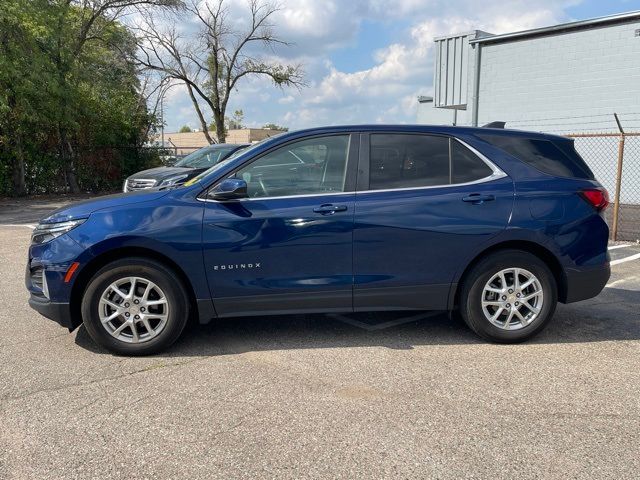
[{"left": 482, "top": 121, "right": 506, "bottom": 129}]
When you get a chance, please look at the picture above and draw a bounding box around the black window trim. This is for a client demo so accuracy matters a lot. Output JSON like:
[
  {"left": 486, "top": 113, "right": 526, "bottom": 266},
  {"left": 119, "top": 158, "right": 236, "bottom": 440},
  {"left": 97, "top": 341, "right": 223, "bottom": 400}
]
[
  {"left": 198, "top": 132, "right": 360, "bottom": 202},
  {"left": 357, "top": 132, "right": 507, "bottom": 194}
]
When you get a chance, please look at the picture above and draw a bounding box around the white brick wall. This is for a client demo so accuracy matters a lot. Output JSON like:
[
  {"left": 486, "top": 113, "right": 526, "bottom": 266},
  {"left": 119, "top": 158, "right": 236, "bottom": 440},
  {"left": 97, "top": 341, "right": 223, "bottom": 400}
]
[
  {"left": 476, "top": 21, "right": 640, "bottom": 133},
  {"left": 467, "top": 21, "right": 640, "bottom": 204}
]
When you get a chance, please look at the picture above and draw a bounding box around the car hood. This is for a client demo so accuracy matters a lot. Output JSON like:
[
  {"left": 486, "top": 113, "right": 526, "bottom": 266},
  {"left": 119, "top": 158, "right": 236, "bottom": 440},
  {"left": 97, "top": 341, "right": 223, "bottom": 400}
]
[
  {"left": 40, "top": 190, "right": 171, "bottom": 224},
  {"left": 128, "top": 166, "right": 196, "bottom": 181}
]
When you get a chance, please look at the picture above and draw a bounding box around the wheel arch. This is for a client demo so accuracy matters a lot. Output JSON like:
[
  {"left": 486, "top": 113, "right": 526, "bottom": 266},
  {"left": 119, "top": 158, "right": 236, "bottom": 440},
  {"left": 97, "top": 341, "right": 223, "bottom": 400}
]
[
  {"left": 69, "top": 246, "right": 199, "bottom": 329},
  {"left": 450, "top": 240, "right": 567, "bottom": 310}
]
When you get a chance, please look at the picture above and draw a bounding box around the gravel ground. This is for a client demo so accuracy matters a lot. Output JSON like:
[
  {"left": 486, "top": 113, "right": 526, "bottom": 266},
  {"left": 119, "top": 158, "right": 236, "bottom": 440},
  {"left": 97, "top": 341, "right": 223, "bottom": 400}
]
[{"left": 0, "top": 201, "right": 639, "bottom": 479}]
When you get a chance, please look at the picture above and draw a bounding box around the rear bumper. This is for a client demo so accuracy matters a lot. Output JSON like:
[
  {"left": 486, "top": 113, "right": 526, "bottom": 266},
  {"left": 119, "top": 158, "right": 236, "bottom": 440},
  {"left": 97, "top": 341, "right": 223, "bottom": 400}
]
[
  {"left": 28, "top": 295, "right": 76, "bottom": 330},
  {"left": 562, "top": 263, "right": 610, "bottom": 303}
]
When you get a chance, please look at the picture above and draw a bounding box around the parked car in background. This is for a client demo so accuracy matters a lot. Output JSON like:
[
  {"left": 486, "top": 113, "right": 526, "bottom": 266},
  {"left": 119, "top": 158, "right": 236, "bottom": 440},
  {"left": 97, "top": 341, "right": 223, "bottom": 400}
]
[
  {"left": 27, "top": 125, "right": 610, "bottom": 355},
  {"left": 123, "top": 143, "right": 248, "bottom": 192}
]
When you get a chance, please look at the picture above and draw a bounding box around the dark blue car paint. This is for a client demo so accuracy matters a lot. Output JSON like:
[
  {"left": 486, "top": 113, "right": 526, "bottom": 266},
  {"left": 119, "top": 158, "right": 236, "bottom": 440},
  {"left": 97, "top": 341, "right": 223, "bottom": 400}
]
[{"left": 26, "top": 125, "right": 610, "bottom": 330}]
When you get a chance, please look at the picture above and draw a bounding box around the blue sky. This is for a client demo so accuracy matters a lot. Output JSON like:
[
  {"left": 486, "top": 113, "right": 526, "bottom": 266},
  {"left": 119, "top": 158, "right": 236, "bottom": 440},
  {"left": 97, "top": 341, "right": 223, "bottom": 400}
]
[{"left": 158, "top": 0, "right": 640, "bottom": 133}]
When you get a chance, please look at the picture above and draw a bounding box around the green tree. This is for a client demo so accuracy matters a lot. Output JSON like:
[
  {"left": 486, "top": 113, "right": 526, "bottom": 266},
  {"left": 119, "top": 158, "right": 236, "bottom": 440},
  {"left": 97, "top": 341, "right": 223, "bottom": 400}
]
[
  {"left": 41, "top": 0, "right": 180, "bottom": 192},
  {"left": 262, "top": 123, "right": 288, "bottom": 132},
  {"left": 227, "top": 110, "right": 244, "bottom": 130},
  {"left": 0, "top": 0, "right": 178, "bottom": 195},
  {"left": 0, "top": 1, "right": 55, "bottom": 195},
  {"left": 179, "top": 125, "right": 192, "bottom": 133}
]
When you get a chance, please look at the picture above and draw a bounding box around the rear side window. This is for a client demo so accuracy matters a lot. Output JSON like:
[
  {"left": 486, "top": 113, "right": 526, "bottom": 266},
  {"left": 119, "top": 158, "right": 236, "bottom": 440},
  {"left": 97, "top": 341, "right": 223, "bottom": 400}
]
[
  {"left": 369, "top": 134, "right": 494, "bottom": 190},
  {"left": 477, "top": 134, "right": 594, "bottom": 179}
]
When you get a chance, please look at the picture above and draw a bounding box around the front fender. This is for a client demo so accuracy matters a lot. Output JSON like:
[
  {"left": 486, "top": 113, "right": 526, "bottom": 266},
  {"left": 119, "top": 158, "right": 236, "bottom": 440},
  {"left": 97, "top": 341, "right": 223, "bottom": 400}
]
[{"left": 67, "top": 202, "right": 208, "bottom": 300}]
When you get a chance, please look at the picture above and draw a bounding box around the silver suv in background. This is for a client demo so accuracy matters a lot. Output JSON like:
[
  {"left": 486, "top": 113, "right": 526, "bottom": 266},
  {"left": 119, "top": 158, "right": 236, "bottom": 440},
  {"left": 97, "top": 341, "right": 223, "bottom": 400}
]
[{"left": 123, "top": 143, "right": 248, "bottom": 192}]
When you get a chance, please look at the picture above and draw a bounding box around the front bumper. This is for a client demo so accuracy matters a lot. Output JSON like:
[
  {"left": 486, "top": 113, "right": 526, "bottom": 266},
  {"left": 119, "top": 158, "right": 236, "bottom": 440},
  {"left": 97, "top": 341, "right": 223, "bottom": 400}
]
[
  {"left": 563, "top": 263, "right": 611, "bottom": 303},
  {"left": 28, "top": 295, "right": 77, "bottom": 330},
  {"left": 26, "top": 233, "right": 86, "bottom": 331}
]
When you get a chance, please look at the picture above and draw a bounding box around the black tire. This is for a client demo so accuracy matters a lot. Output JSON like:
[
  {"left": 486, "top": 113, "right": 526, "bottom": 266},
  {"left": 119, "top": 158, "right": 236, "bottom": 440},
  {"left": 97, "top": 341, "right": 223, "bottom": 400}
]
[
  {"left": 459, "top": 249, "right": 557, "bottom": 343},
  {"left": 81, "top": 257, "right": 189, "bottom": 355}
]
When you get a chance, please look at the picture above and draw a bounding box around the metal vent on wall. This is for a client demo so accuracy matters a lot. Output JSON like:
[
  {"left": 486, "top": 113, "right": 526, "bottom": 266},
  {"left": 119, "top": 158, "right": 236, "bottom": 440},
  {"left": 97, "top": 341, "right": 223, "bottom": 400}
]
[{"left": 433, "top": 30, "right": 491, "bottom": 110}]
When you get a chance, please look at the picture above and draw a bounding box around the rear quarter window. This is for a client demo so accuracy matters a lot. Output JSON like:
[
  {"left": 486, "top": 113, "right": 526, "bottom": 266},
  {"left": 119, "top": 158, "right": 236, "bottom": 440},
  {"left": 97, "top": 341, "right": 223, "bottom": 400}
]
[
  {"left": 477, "top": 134, "right": 594, "bottom": 179},
  {"left": 451, "top": 140, "right": 493, "bottom": 183}
]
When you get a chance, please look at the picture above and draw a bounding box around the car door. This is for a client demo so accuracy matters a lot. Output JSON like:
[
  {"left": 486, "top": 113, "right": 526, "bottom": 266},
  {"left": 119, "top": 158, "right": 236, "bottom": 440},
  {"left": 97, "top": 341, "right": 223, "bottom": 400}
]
[
  {"left": 202, "top": 133, "right": 359, "bottom": 316},
  {"left": 353, "top": 132, "right": 513, "bottom": 311}
]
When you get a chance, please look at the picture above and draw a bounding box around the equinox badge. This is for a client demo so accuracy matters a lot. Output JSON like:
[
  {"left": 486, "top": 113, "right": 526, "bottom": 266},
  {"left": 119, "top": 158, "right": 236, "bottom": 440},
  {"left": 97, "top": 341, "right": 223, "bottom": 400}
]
[{"left": 213, "top": 263, "right": 261, "bottom": 271}]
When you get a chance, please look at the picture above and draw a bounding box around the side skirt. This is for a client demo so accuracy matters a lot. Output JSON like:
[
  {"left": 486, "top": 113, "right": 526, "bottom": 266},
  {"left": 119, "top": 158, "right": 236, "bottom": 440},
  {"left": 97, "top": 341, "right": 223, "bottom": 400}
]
[
  {"left": 212, "top": 289, "right": 353, "bottom": 319},
  {"left": 354, "top": 283, "right": 451, "bottom": 311}
]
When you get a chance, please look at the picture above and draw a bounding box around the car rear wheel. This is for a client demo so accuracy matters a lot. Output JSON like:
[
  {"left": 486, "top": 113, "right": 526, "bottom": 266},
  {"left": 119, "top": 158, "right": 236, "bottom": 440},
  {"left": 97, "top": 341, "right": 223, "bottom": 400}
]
[
  {"left": 459, "top": 249, "right": 557, "bottom": 343},
  {"left": 81, "top": 258, "right": 189, "bottom": 355}
]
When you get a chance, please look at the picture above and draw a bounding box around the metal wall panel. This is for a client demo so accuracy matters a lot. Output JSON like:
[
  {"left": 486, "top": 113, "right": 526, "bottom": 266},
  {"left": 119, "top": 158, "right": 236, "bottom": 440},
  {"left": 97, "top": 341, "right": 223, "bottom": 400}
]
[{"left": 434, "top": 33, "right": 471, "bottom": 109}]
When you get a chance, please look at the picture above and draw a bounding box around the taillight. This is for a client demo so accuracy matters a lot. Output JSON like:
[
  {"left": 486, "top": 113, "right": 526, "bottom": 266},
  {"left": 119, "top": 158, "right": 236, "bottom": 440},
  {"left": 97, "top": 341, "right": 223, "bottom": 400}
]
[{"left": 580, "top": 188, "right": 609, "bottom": 211}]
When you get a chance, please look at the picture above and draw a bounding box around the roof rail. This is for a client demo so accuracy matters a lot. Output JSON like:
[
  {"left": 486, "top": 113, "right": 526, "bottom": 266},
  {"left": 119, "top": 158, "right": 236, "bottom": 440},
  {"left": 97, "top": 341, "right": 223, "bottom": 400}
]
[{"left": 482, "top": 121, "right": 506, "bottom": 129}]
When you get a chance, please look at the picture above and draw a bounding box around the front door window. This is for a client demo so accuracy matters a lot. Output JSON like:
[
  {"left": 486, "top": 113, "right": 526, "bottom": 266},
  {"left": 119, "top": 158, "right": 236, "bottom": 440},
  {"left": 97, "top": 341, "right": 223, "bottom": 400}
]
[{"left": 233, "top": 135, "right": 350, "bottom": 198}]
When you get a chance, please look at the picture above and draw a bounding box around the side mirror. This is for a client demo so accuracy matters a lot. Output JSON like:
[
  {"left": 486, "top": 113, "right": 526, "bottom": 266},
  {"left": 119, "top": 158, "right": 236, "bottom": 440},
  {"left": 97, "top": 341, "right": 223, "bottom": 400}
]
[{"left": 209, "top": 178, "right": 248, "bottom": 200}]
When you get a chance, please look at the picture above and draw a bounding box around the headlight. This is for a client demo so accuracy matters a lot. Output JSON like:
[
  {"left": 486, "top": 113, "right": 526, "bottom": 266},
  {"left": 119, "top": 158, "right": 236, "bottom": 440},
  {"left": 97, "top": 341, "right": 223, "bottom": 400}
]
[
  {"left": 159, "top": 174, "right": 189, "bottom": 187},
  {"left": 31, "top": 219, "right": 87, "bottom": 245}
]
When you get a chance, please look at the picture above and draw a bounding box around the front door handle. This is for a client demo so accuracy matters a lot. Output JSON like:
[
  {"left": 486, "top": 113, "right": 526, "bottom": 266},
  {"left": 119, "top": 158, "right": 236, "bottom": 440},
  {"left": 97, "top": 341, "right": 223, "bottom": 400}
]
[
  {"left": 313, "top": 204, "right": 348, "bottom": 215},
  {"left": 462, "top": 194, "right": 495, "bottom": 204}
]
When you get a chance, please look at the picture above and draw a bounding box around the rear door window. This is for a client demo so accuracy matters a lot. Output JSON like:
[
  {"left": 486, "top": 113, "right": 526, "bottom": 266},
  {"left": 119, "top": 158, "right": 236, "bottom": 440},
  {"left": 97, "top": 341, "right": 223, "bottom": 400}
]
[
  {"left": 368, "top": 134, "right": 495, "bottom": 190},
  {"left": 369, "top": 134, "right": 450, "bottom": 190}
]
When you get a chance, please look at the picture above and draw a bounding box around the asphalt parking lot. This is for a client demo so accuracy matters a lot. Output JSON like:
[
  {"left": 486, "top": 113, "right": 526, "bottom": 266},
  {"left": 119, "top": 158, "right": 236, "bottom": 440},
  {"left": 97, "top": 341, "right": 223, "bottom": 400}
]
[{"left": 1, "top": 197, "right": 639, "bottom": 479}]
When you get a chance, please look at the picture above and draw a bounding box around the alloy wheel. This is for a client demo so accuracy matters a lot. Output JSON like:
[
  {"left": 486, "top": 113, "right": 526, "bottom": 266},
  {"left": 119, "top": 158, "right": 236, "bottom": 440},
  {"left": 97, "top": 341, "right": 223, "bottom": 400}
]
[
  {"left": 481, "top": 267, "right": 544, "bottom": 330},
  {"left": 98, "top": 276, "right": 169, "bottom": 343}
]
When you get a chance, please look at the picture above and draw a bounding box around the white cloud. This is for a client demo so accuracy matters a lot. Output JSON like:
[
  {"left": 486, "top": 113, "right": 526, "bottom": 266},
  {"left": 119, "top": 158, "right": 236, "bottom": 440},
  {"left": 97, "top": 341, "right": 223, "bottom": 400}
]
[
  {"left": 283, "top": 0, "right": 580, "bottom": 127},
  {"left": 161, "top": 0, "right": 583, "bottom": 131},
  {"left": 278, "top": 95, "right": 296, "bottom": 104}
]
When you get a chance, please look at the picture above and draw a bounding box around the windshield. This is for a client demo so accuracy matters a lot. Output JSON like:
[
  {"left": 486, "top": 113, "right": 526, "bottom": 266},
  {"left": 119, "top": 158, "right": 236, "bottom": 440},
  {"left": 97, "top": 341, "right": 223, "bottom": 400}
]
[
  {"left": 182, "top": 157, "right": 235, "bottom": 187},
  {"left": 174, "top": 146, "right": 237, "bottom": 168},
  {"left": 183, "top": 135, "right": 285, "bottom": 187}
]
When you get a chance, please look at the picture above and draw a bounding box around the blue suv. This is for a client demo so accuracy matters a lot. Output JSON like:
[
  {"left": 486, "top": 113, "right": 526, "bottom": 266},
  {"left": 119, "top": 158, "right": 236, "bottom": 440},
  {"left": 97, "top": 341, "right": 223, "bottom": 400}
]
[{"left": 26, "top": 125, "right": 611, "bottom": 355}]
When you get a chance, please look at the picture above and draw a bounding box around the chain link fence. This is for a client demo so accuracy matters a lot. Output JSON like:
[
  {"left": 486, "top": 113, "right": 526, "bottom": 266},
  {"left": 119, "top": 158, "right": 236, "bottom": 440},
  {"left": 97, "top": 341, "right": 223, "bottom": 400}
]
[{"left": 568, "top": 132, "right": 640, "bottom": 242}]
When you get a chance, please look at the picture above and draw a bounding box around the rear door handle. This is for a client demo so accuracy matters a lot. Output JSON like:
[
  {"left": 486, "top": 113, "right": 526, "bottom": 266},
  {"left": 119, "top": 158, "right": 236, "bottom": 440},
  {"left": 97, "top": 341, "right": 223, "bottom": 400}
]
[
  {"left": 462, "top": 193, "right": 495, "bottom": 204},
  {"left": 313, "top": 204, "right": 348, "bottom": 214}
]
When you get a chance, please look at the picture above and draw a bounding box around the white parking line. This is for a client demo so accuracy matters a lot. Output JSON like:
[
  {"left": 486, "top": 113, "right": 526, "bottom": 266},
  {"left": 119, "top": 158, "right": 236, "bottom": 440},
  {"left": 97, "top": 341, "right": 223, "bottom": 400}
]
[
  {"left": 0, "top": 224, "right": 35, "bottom": 229},
  {"left": 610, "top": 252, "right": 640, "bottom": 266},
  {"left": 608, "top": 244, "right": 633, "bottom": 250},
  {"left": 605, "top": 275, "right": 640, "bottom": 288}
]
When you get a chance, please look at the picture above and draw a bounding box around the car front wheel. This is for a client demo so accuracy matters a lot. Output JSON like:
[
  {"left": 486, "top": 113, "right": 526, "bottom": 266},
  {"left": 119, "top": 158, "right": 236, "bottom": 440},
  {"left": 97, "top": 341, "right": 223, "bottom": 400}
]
[
  {"left": 81, "top": 257, "right": 189, "bottom": 355},
  {"left": 459, "top": 249, "right": 557, "bottom": 343}
]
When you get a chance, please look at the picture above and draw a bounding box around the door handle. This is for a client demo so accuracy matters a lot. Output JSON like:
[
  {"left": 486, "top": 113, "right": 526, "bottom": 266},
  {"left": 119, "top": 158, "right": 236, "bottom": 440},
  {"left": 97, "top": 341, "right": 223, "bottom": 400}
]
[
  {"left": 462, "top": 194, "right": 495, "bottom": 204},
  {"left": 313, "top": 204, "right": 348, "bottom": 214}
]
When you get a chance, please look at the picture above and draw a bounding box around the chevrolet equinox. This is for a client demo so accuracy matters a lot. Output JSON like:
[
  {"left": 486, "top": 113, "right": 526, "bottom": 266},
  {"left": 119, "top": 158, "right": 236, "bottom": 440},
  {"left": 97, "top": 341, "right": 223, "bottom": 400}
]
[{"left": 26, "top": 125, "right": 611, "bottom": 355}]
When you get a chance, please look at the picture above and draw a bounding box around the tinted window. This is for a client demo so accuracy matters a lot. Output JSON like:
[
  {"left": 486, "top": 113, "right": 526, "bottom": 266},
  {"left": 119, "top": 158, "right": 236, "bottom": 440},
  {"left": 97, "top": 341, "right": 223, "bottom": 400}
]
[
  {"left": 369, "top": 134, "right": 450, "bottom": 190},
  {"left": 234, "top": 135, "right": 350, "bottom": 198},
  {"left": 478, "top": 134, "right": 594, "bottom": 179},
  {"left": 451, "top": 140, "right": 493, "bottom": 183},
  {"left": 552, "top": 139, "right": 595, "bottom": 179}
]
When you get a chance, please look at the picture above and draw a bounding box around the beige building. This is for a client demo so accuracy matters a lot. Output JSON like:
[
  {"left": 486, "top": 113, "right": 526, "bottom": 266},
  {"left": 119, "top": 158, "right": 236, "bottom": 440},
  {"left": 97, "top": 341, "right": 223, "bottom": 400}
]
[{"left": 156, "top": 129, "right": 284, "bottom": 155}]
